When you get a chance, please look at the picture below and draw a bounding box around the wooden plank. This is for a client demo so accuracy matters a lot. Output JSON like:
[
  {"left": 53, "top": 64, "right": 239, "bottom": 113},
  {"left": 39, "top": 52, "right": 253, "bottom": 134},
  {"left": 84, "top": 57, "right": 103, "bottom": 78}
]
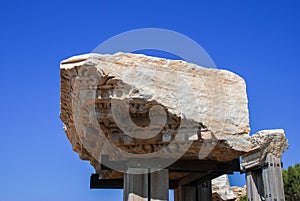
[
  {"left": 174, "top": 186, "right": 197, "bottom": 201},
  {"left": 150, "top": 169, "right": 169, "bottom": 201},
  {"left": 263, "top": 155, "right": 271, "bottom": 201},
  {"left": 90, "top": 174, "right": 178, "bottom": 189},
  {"left": 263, "top": 154, "right": 286, "bottom": 201},
  {"left": 197, "top": 181, "right": 212, "bottom": 201},
  {"left": 253, "top": 170, "right": 264, "bottom": 200},
  {"left": 246, "top": 171, "right": 264, "bottom": 201},
  {"left": 274, "top": 157, "right": 285, "bottom": 201},
  {"left": 124, "top": 169, "right": 148, "bottom": 201},
  {"left": 184, "top": 187, "right": 197, "bottom": 201},
  {"left": 270, "top": 155, "right": 278, "bottom": 199},
  {"left": 263, "top": 154, "right": 285, "bottom": 201},
  {"left": 101, "top": 155, "right": 240, "bottom": 173},
  {"left": 246, "top": 172, "right": 254, "bottom": 201},
  {"left": 91, "top": 171, "right": 230, "bottom": 190},
  {"left": 174, "top": 186, "right": 182, "bottom": 201},
  {"left": 90, "top": 174, "right": 123, "bottom": 189},
  {"left": 169, "top": 158, "right": 240, "bottom": 172},
  {"left": 174, "top": 182, "right": 212, "bottom": 201}
]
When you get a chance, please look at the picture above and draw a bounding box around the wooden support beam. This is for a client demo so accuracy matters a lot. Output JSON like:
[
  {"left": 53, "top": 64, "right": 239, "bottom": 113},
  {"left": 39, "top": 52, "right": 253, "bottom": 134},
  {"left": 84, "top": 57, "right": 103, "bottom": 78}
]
[
  {"left": 123, "top": 169, "right": 169, "bottom": 201},
  {"left": 262, "top": 154, "right": 285, "bottom": 201},
  {"left": 174, "top": 186, "right": 197, "bottom": 201},
  {"left": 100, "top": 155, "right": 240, "bottom": 173},
  {"left": 245, "top": 153, "right": 285, "bottom": 201},
  {"left": 169, "top": 158, "right": 240, "bottom": 172},
  {"left": 197, "top": 181, "right": 212, "bottom": 201},
  {"left": 90, "top": 174, "right": 187, "bottom": 190},
  {"left": 124, "top": 169, "right": 148, "bottom": 201},
  {"left": 174, "top": 181, "right": 212, "bottom": 201},
  {"left": 90, "top": 171, "right": 229, "bottom": 190},
  {"left": 150, "top": 169, "right": 169, "bottom": 201},
  {"left": 246, "top": 170, "right": 264, "bottom": 201},
  {"left": 90, "top": 174, "right": 123, "bottom": 189},
  {"left": 92, "top": 156, "right": 240, "bottom": 201}
]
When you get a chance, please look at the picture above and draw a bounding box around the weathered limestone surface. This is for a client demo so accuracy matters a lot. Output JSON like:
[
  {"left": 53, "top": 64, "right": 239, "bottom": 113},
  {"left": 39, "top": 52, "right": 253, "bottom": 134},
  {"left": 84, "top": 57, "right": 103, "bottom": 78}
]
[
  {"left": 241, "top": 129, "right": 288, "bottom": 170},
  {"left": 60, "top": 52, "right": 251, "bottom": 170},
  {"left": 231, "top": 186, "right": 247, "bottom": 201},
  {"left": 212, "top": 175, "right": 237, "bottom": 201},
  {"left": 212, "top": 175, "right": 247, "bottom": 201}
]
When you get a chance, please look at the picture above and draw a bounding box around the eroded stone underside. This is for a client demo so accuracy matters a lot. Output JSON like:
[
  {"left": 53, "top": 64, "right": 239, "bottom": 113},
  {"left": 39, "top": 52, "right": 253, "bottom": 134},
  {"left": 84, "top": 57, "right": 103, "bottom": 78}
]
[
  {"left": 241, "top": 129, "right": 288, "bottom": 170},
  {"left": 60, "top": 52, "right": 252, "bottom": 172}
]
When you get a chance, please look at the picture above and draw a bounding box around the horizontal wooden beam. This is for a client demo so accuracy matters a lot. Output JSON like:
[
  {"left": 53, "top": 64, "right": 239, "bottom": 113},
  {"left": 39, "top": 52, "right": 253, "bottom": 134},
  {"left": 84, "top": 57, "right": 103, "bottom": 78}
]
[
  {"left": 91, "top": 170, "right": 233, "bottom": 189},
  {"left": 90, "top": 174, "right": 179, "bottom": 189},
  {"left": 100, "top": 155, "right": 240, "bottom": 173},
  {"left": 169, "top": 158, "right": 240, "bottom": 172},
  {"left": 90, "top": 175, "right": 123, "bottom": 189},
  {"left": 91, "top": 156, "right": 241, "bottom": 189}
]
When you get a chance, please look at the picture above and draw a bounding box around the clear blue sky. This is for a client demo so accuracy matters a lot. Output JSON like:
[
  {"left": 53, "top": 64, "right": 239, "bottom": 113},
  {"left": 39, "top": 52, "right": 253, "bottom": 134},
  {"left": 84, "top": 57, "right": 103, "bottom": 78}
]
[{"left": 0, "top": 1, "right": 299, "bottom": 200}]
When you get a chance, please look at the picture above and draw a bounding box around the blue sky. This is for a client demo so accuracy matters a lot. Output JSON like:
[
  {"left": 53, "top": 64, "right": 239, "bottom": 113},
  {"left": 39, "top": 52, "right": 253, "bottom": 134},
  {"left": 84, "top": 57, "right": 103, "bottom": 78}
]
[{"left": 0, "top": 1, "right": 299, "bottom": 200}]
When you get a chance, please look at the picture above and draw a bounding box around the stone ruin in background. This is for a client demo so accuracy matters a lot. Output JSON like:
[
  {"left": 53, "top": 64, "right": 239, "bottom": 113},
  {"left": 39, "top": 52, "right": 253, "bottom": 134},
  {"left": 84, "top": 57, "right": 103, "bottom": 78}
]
[{"left": 60, "top": 53, "right": 288, "bottom": 201}]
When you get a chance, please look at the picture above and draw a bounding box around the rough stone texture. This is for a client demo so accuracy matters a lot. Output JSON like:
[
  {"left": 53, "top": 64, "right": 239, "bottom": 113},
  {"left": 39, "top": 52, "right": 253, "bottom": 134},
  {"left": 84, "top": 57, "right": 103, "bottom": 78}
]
[
  {"left": 60, "top": 52, "right": 251, "bottom": 171},
  {"left": 212, "top": 175, "right": 247, "bottom": 201},
  {"left": 231, "top": 186, "right": 247, "bottom": 201},
  {"left": 212, "top": 175, "right": 237, "bottom": 201},
  {"left": 241, "top": 129, "right": 288, "bottom": 170}
]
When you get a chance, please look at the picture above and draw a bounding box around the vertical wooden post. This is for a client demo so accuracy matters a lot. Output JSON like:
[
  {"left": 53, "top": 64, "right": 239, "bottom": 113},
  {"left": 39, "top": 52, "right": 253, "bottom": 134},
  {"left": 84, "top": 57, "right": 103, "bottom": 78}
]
[
  {"left": 174, "top": 186, "right": 197, "bottom": 201},
  {"left": 245, "top": 153, "right": 285, "bottom": 201},
  {"left": 150, "top": 169, "right": 169, "bottom": 201},
  {"left": 246, "top": 170, "right": 264, "bottom": 201},
  {"left": 263, "top": 154, "right": 285, "bottom": 201},
  {"left": 174, "top": 186, "right": 181, "bottom": 201},
  {"left": 124, "top": 169, "right": 169, "bottom": 201},
  {"left": 174, "top": 181, "right": 212, "bottom": 201},
  {"left": 274, "top": 157, "right": 285, "bottom": 201},
  {"left": 263, "top": 155, "right": 272, "bottom": 201},
  {"left": 197, "top": 181, "right": 212, "bottom": 201},
  {"left": 124, "top": 169, "right": 148, "bottom": 201}
]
